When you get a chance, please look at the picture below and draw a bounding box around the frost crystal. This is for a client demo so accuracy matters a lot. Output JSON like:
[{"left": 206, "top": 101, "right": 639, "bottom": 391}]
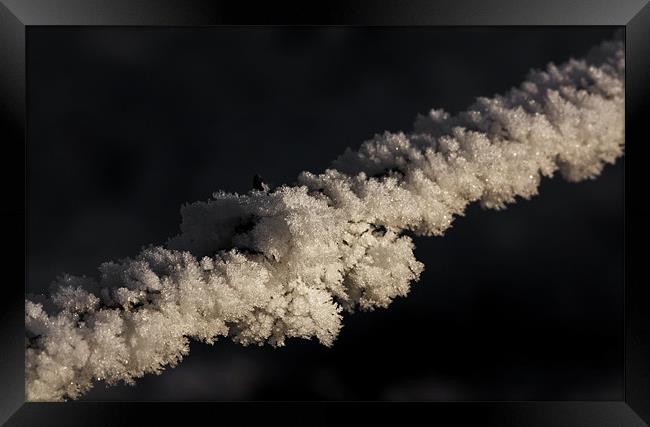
[{"left": 26, "top": 38, "right": 624, "bottom": 401}]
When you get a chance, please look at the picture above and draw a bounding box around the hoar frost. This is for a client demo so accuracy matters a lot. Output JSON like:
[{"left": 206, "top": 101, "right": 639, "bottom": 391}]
[{"left": 26, "top": 38, "right": 624, "bottom": 401}]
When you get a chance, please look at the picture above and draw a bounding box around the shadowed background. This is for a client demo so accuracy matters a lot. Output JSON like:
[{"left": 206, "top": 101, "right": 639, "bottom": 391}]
[{"left": 27, "top": 27, "right": 623, "bottom": 400}]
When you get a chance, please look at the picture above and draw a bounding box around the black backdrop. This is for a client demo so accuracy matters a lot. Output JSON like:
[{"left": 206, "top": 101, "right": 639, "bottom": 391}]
[{"left": 27, "top": 27, "right": 623, "bottom": 400}]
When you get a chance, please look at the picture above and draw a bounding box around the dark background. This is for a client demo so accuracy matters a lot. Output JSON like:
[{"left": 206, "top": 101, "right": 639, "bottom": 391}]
[{"left": 27, "top": 27, "right": 623, "bottom": 401}]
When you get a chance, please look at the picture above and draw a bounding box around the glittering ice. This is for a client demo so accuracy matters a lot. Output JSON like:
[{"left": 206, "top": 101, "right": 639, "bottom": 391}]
[{"left": 25, "top": 38, "right": 624, "bottom": 401}]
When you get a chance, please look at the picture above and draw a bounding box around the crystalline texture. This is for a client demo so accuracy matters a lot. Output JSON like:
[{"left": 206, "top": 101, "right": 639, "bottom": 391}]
[{"left": 25, "top": 38, "right": 624, "bottom": 401}]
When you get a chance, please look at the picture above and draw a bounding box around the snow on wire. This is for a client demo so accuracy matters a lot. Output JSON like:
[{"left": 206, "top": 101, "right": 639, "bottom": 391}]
[{"left": 25, "top": 38, "right": 625, "bottom": 401}]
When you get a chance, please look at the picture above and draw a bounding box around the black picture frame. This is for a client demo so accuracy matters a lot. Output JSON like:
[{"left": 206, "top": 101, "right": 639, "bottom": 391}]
[{"left": 1, "top": 1, "right": 648, "bottom": 425}]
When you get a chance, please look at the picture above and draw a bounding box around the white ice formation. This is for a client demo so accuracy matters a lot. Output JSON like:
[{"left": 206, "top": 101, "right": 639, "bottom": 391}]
[{"left": 25, "top": 38, "right": 624, "bottom": 401}]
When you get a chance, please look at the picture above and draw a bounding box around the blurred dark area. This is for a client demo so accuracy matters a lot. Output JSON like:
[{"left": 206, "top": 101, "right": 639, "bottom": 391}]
[{"left": 27, "top": 27, "right": 623, "bottom": 401}]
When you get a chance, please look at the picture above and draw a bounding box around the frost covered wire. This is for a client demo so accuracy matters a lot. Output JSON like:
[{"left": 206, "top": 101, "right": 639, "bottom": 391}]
[{"left": 25, "top": 38, "right": 625, "bottom": 401}]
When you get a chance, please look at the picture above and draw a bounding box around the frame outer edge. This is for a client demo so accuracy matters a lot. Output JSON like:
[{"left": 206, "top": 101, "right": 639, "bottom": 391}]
[
  {"left": 0, "top": 0, "right": 647, "bottom": 25},
  {"left": 626, "top": 1, "right": 650, "bottom": 425},
  {"left": 0, "top": 1, "right": 26, "bottom": 425},
  {"left": 0, "top": 0, "right": 646, "bottom": 425}
]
